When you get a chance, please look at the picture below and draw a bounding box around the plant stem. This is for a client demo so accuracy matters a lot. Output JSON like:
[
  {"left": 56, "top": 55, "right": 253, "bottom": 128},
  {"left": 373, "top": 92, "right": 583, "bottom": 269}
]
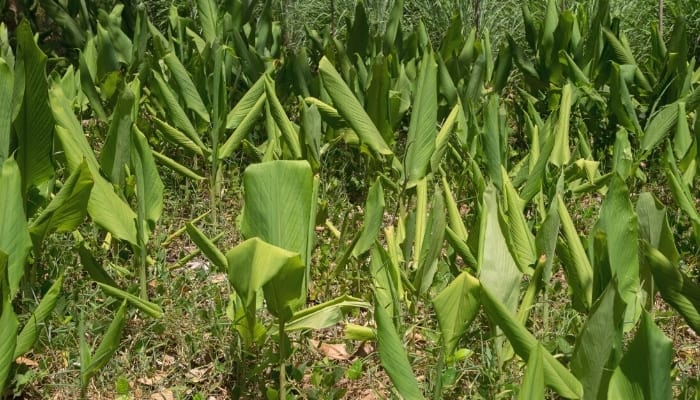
[{"left": 279, "top": 319, "right": 287, "bottom": 400}]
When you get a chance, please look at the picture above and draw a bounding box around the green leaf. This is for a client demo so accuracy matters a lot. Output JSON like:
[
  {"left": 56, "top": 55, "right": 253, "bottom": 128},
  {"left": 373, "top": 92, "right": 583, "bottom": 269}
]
[
  {"left": 500, "top": 167, "right": 536, "bottom": 273},
  {"left": 14, "top": 20, "right": 55, "bottom": 200},
  {"left": 15, "top": 272, "right": 64, "bottom": 357},
  {"left": 479, "top": 186, "right": 521, "bottom": 312},
  {"left": 241, "top": 160, "right": 316, "bottom": 275},
  {"left": 285, "top": 295, "right": 370, "bottom": 332},
  {"left": 100, "top": 85, "right": 135, "bottom": 187},
  {"left": 163, "top": 53, "right": 210, "bottom": 124},
  {"left": 557, "top": 194, "right": 593, "bottom": 309},
  {"left": 0, "top": 252, "right": 18, "bottom": 394},
  {"left": 374, "top": 297, "right": 424, "bottom": 400},
  {"left": 132, "top": 126, "right": 164, "bottom": 232},
  {"left": 0, "top": 158, "right": 32, "bottom": 299},
  {"left": 0, "top": 58, "right": 12, "bottom": 162},
  {"left": 521, "top": 343, "right": 545, "bottom": 400},
  {"left": 318, "top": 57, "right": 392, "bottom": 156},
  {"left": 151, "top": 71, "right": 206, "bottom": 150},
  {"left": 353, "top": 179, "right": 385, "bottom": 257},
  {"left": 225, "top": 238, "right": 304, "bottom": 321},
  {"left": 405, "top": 50, "right": 437, "bottom": 186},
  {"left": 644, "top": 243, "right": 700, "bottom": 334},
  {"left": 483, "top": 95, "right": 503, "bottom": 188},
  {"left": 97, "top": 283, "right": 163, "bottom": 318},
  {"left": 151, "top": 150, "right": 205, "bottom": 181},
  {"left": 82, "top": 300, "right": 127, "bottom": 389},
  {"left": 152, "top": 116, "right": 205, "bottom": 156},
  {"left": 480, "top": 283, "right": 583, "bottom": 398},
  {"left": 186, "top": 223, "right": 228, "bottom": 269},
  {"left": 607, "top": 310, "right": 672, "bottom": 400},
  {"left": 414, "top": 186, "right": 445, "bottom": 294},
  {"left": 551, "top": 83, "right": 573, "bottom": 167},
  {"left": 50, "top": 85, "right": 138, "bottom": 245},
  {"left": 571, "top": 281, "right": 626, "bottom": 400},
  {"left": 196, "top": 0, "right": 218, "bottom": 43},
  {"left": 433, "top": 272, "right": 481, "bottom": 356},
  {"left": 592, "top": 175, "right": 641, "bottom": 325},
  {"left": 641, "top": 104, "right": 678, "bottom": 155},
  {"left": 264, "top": 75, "right": 302, "bottom": 158},
  {"left": 29, "top": 160, "right": 93, "bottom": 249}
]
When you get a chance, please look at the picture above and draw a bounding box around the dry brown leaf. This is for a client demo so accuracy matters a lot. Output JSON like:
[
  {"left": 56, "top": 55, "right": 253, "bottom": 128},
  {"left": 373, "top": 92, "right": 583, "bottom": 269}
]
[
  {"left": 15, "top": 356, "right": 38, "bottom": 368},
  {"left": 150, "top": 389, "right": 174, "bottom": 400},
  {"left": 138, "top": 371, "right": 166, "bottom": 386},
  {"left": 310, "top": 340, "right": 351, "bottom": 360}
]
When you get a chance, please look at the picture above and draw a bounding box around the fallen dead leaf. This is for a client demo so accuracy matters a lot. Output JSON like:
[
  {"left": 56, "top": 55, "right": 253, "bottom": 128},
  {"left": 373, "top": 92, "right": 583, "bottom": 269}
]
[
  {"left": 137, "top": 371, "right": 166, "bottom": 386},
  {"left": 15, "top": 357, "right": 38, "bottom": 368},
  {"left": 187, "top": 366, "right": 212, "bottom": 382},
  {"left": 150, "top": 389, "right": 174, "bottom": 400},
  {"left": 310, "top": 339, "right": 351, "bottom": 360},
  {"left": 209, "top": 273, "right": 227, "bottom": 284}
]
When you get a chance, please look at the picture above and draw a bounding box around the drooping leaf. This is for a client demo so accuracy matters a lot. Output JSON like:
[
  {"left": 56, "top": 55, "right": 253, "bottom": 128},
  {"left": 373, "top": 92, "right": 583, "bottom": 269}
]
[
  {"left": 433, "top": 272, "right": 481, "bottom": 356},
  {"left": 225, "top": 238, "right": 305, "bottom": 321},
  {"left": 353, "top": 179, "right": 385, "bottom": 257},
  {"left": 29, "top": 160, "right": 93, "bottom": 249},
  {"left": 15, "top": 272, "right": 64, "bottom": 357},
  {"left": 557, "top": 195, "right": 593, "bottom": 309},
  {"left": 186, "top": 223, "right": 228, "bottom": 269},
  {"left": 607, "top": 310, "right": 672, "bottom": 400},
  {"left": 14, "top": 20, "right": 55, "bottom": 200},
  {"left": 571, "top": 281, "right": 626, "bottom": 400},
  {"left": 0, "top": 158, "right": 32, "bottom": 299},
  {"left": 480, "top": 283, "right": 583, "bottom": 398},
  {"left": 0, "top": 58, "right": 12, "bottom": 163},
  {"left": 81, "top": 300, "right": 127, "bottom": 390},
  {"left": 50, "top": 86, "right": 138, "bottom": 245},
  {"left": 285, "top": 295, "right": 370, "bottom": 332},
  {"left": 374, "top": 297, "right": 424, "bottom": 400},
  {"left": 520, "top": 343, "right": 545, "bottom": 400},
  {"left": 405, "top": 50, "right": 437, "bottom": 186},
  {"left": 318, "top": 57, "right": 392, "bottom": 156}
]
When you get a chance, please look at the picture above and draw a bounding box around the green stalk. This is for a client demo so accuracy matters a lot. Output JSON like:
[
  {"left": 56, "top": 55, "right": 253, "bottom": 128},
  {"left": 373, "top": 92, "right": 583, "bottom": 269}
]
[{"left": 279, "top": 319, "right": 287, "bottom": 400}]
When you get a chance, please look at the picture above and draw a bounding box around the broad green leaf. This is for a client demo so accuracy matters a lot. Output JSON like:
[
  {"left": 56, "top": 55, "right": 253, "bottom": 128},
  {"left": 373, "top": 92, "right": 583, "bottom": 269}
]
[
  {"left": 15, "top": 272, "right": 64, "bottom": 357},
  {"left": 220, "top": 94, "right": 266, "bottom": 159},
  {"left": 673, "top": 102, "right": 692, "bottom": 159},
  {"left": 14, "top": 20, "right": 55, "bottom": 199},
  {"left": 225, "top": 238, "right": 304, "bottom": 320},
  {"left": 636, "top": 193, "right": 679, "bottom": 265},
  {"left": 79, "top": 51, "right": 107, "bottom": 121},
  {"left": 607, "top": 310, "right": 672, "bottom": 400},
  {"left": 285, "top": 295, "right": 370, "bottom": 332},
  {"left": 644, "top": 243, "right": 700, "bottom": 333},
  {"left": 414, "top": 186, "right": 445, "bottom": 294},
  {"left": 318, "top": 57, "right": 392, "bottom": 156},
  {"left": 353, "top": 179, "right": 385, "bottom": 257},
  {"left": 483, "top": 95, "right": 503, "bottom": 188},
  {"left": 557, "top": 195, "right": 593, "bottom": 309},
  {"left": 82, "top": 300, "right": 127, "bottom": 389},
  {"left": 0, "top": 274, "right": 18, "bottom": 394},
  {"left": 641, "top": 103, "right": 678, "bottom": 155},
  {"left": 593, "top": 175, "right": 641, "bottom": 324},
  {"left": 663, "top": 146, "right": 700, "bottom": 242},
  {"left": 481, "top": 283, "right": 583, "bottom": 398},
  {"left": 431, "top": 104, "right": 461, "bottom": 173},
  {"left": 500, "top": 166, "right": 536, "bottom": 273},
  {"left": 100, "top": 85, "right": 135, "bottom": 186},
  {"left": 479, "top": 186, "right": 521, "bottom": 312},
  {"left": 97, "top": 283, "right": 163, "bottom": 318},
  {"left": 241, "top": 160, "right": 316, "bottom": 274},
  {"left": 196, "top": 0, "right": 217, "bottom": 42},
  {"left": 264, "top": 75, "right": 302, "bottom": 158},
  {"left": 0, "top": 158, "right": 32, "bottom": 299},
  {"left": 151, "top": 72, "right": 205, "bottom": 149},
  {"left": 405, "top": 50, "right": 437, "bottom": 186},
  {"left": 225, "top": 74, "right": 266, "bottom": 130},
  {"left": 374, "top": 297, "right": 424, "bottom": 400},
  {"left": 50, "top": 86, "right": 137, "bottom": 245},
  {"left": 0, "top": 58, "right": 12, "bottom": 162},
  {"left": 163, "top": 53, "right": 210, "bottom": 123},
  {"left": 371, "top": 245, "right": 402, "bottom": 322},
  {"left": 132, "top": 126, "right": 163, "bottom": 232},
  {"left": 153, "top": 116, "right": 205, "bottom": 156},
  {"left": 571, "top": 281, "right": 625, "bottom": 400},
  {"left": 186, "top": 223, "right": 228, "bottom": 269},
  {"left": 551, "top": 83, "right": 572, "bottom": 167},
  {"left": 78, "top": 243, "right": 118, "bottom": 287},
  {"left": 433, "top": 272, "right": 480, "bottom": 356},
  {"left": 29, "top": 160, "right": 93, "bottom": 249},
  {"left": 521, "top": 344, "right": 545, "bottom": 400}
]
